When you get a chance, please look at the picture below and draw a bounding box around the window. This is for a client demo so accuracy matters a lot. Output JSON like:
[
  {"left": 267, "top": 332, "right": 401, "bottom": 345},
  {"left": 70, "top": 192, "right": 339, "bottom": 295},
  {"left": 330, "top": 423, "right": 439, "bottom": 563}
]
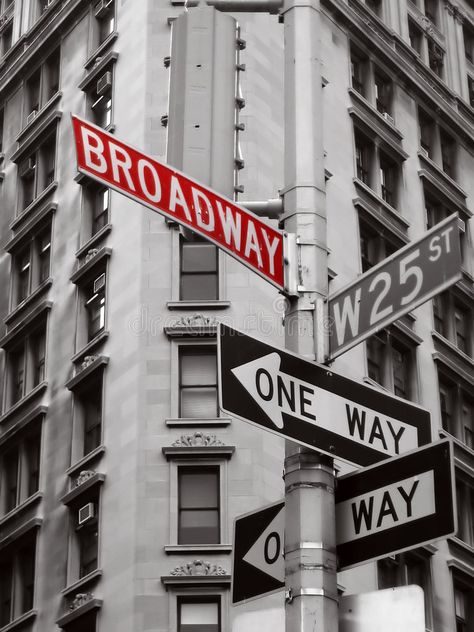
[
  {"left": 354, "top": 129, "right": 402, "bottom": 209},
  {"left": 75, "top": 375, "right": 104, "bottom": 457},
  {"left": 374, "top": 72, "right": 392, "bottom": 116},
  {"left": 88, "top": 71, "right": 113, "bottom": 129},
  {"left": 0, "top": 20, "right": 12, "bottom": 57},
  {"left": 12, "top": 224, "right": 51, "bottom": 306},
  {"left": 0, "top": 537, "right": 37, "bottom": 625},
  {"left": 427, "top": 40, "right": 444, "bottom": 78},
  {"left": 365, "top": 0, "right": 382, "bottom": 18},
  {"left": 418, "top": 107, "right": 458, "bottom": 179},
  {"left": 94, "top": 0, "right": 115, "bottom": 46},
  {"left": 178, "top": 597, "right": 220, "bottom": 632},
  {"left": 438, "top": 375, "right": 474, "bottom": 448},
  {"left": 18, "top": 132, "right": 57, "bottom": 210},
  {"left": 359, "top": 219, "right": 398, "bottom": 273},
  {"left": 179, "top": 347, "right": 217, "bottom": 419},
  {"left": 468, "top": 76, "right": 474, "bottom": 109},
  {"left": 6, "top": 323, "right": 47, "bottom": 407},
  {"left": 178, "top": 466, "right": 220, "bottom": 544},
  {"left": 432, "top": 291, "right": 472, "bottom": 357},
  {"left": 455, "top": 477, "right": 474, "bottom": 546},
  {"left": 425, "top": 193, "right": 468, "bottom": 265},
  {"left": 409, "top": 19, "right": 423, "bottom": 55},
  {"left": 76, "top": 497, "right": 99, "bottom": 578},
  {"left": 84, "top": 274, "right": 106, "bottom": 341},
  {"left": 24, "top": 49, "right": 60, "bottom": 124},
  {"left": 350, "top": 47, "right": 367, "bottom": 97},
  {"left": 463, "top": 22, "right": 474, "bottom": 63},
  {"left": 180, "top": 237, "right": 218, "bottom": 301},
  {"left": 82, "top": 182, "right": 110, "bottom": 241},
  {"left": 424, "top": 0, "right": 437, "bottom": 25},
  {"left": 366, "top": 331, "right": 417, "bottom": 400},
  {"left": 0, "top": 106, "right": 4, "bottom": 154},
  {"left": 0, "top": 432, "right": 41, "bottom": 515},
  {"left": 453, "top": 578, "right": 474, "bottom": 632},
  {"left": 378, "top": 550, "right": 433, "bottom": 627}
]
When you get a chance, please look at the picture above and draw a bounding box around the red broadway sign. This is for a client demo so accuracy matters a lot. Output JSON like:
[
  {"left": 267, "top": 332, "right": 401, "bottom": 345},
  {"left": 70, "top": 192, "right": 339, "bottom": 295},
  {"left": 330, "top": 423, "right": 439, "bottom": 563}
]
[{"left": 72, "top": 116, "right": 286, "bottom": 291}]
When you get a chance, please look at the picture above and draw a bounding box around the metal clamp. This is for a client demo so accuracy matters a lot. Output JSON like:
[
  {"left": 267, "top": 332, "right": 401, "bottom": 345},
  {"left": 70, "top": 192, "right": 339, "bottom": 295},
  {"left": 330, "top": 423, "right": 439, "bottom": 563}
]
[{"left": 286, "top": 587, "right": 339, "bottom": 603}]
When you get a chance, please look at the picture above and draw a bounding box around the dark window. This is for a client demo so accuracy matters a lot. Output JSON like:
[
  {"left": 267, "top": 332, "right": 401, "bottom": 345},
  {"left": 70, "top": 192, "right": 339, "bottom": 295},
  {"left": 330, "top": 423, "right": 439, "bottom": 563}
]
[
  {"left": 409, "top": 20, "right": 422, "bottom": 54},
  {"left": 440, "top": 130, "right": 456, "bottom": 179},
  {"left": 77, "top": 500, "right": 99, "bottom": 578},
  {"left": 26, "top": 435, "right": 41, "bottom": 497},
  {"left": 6, "top": 324, "right": 47, "bottom": 408},
  {"left": 89, "top": 71, "right": 113, "bottom": 129},
  {"left": 32, "top": 329, "right": 46, "bottom": 387},
  {"left": 366, "top": 331, "right": 415, "bottom": 399},
  {"left": 366, "top": 335, "right": 384, "bottom": 384},
  {"left": 45, "top": 48, "right": 60, "bottom": 99},
  {"left": 18, "top": 543, "right": 35, "bottom": 613},
  {"left": 0, "top": 538, "right": 36, "bottom": 625},
  {"left": 392, "top": 343, "right": 409, "bottom": 398},
  {"left": 432, "top": 292, "right": 448, "bottom": 337},
  {"left": 179, "top": 347, "right": 218, "bottom": 418},
  {"left": 17, "top": 132, "right": 57, "bottom": 210},
  {"left": 85, "top": 274, "right": 106, "bottom": 341},
  {"left": 380, "top": 155, "right": 397, "bottom": 207},
  {"left": 0, "top": 559, "right": 13, "bottom": 626},
  {"left": 424, "top": 0, "right": 437, "bottom": 25},
  {"left": 0, "top": 107, "right": 4, "bottom": 154},
  {"left": 10, "top": 343, "right": 26, "bottom": 404},
  {"left": 464, "top": 24, "right": 474, "bottom": 63},
  {"left": 428, "top": 39, "right": 444, "bottom": 77},
  {"left": 83, "top": 381, "right": 103, "bottom": 455},
  {"left": 12, "top": 224, "right": 51, "bottom": 306},
  {"left": 178, "top": 466, "right": 220, "bottom": 544},
  {"left": 24, "top": 48, "right": 60, "bottom": 124},
  {"left": 4, "top": 448, "right": 19, "bottom": 513},
  {"left": 1, "top": 22, "right": 12, "bottom": 57},
  {"left": 26, "top": 70, "right": 41, "bottom": 119},
  {"left": 92, "top": 188, "right": 109, "bottom": 234},
  {"left": 350, "top": 48, "right": 367, "bottom": 97},
  {"left": 16, "top": 247, "right": 31, "bottom": 303},
  {"left": 468, "top": 76, "right": 474, "bottom": 108},
  {"left": 1, "top": 433, "right": 41, "bottom": 515},
  {"left": 180, "top": 237, "right": 218, "bottom": 301},
  {"left": 95, "top": 0, "right": 115, "bottom": 45},
  {"left": 439, "top": 381, "right": 455, "bottom": 436},
  {"left": 456, "top": 479, "right": 474, "bottom": 546},
  {"left": 418, "top": 108, "right": 434, "bottom": 157},
  {"left": 375, "top": 73, "right": 392, "bottom": 115},
  {"left": 178, "top": 597, "right": 221, "bottom": 632},
  {"left": 366, "top": 0, "right": 382, "bottom": 17},
  {"left": 354, "top": 133, "right": 372, "bottom": 185}
]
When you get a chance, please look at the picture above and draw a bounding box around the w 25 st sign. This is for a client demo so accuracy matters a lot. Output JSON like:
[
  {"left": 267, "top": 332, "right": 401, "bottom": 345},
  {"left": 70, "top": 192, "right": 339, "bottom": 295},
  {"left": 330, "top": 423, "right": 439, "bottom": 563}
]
[{"left": 328, "top": 214, "right": 462, "bottom": 359}]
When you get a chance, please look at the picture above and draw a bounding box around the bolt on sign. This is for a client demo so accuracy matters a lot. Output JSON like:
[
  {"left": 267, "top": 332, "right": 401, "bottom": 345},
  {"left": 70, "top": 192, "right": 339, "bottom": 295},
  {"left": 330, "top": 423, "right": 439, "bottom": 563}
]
[
  {"left": 218, "top": 324, "right": 432, "bottom": 467},
  {"left": 327, "top": 214, "right": 462, "bottom": 359},
  {"left": 71, "top": 115, "right": 289, "bottom": 292},
  {"left": 335, "top": 440, "right": 456, "bottom": 570}
]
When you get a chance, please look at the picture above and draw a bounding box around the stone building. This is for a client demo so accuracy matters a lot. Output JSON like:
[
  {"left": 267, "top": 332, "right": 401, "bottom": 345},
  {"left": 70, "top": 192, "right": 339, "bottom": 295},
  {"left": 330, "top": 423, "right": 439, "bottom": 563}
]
[{"left": 0, "top": 0, "right": 472, "bottom": 631}]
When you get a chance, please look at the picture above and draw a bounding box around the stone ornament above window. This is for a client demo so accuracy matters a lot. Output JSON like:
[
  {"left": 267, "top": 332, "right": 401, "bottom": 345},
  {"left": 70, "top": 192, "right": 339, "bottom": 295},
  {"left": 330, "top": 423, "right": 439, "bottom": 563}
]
[
  {"left": 74, "top": 470, "right": 96, "bottom": 488},
  {"left": 170, "top": 560, "right": 228, "bottom": 576},
  {"left": 164, "top": 313, "right": 219, "bottom": 338},
  {"left": 70, "top": 592, "right": 94, "bottom": 610},
  {"left": 81, "top": 355, "right": 99, "bottom": 371},
  {"left": 171, "top": 432, "right": 225, "bottom": 447}
]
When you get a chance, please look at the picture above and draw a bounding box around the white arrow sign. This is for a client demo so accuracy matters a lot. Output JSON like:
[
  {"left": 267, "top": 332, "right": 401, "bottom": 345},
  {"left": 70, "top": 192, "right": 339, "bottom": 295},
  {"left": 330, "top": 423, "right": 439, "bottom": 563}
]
[
  {"left": 242, "top": 502, "right": 285, "bottom": 582},
  {"left": 231, "top": 352, "right": 417, "bottom": 458}
]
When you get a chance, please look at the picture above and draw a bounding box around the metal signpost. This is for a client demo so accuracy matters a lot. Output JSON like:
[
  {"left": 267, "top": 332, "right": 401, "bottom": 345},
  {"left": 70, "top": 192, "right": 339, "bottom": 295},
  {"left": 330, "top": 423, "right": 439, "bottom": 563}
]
[
  {"left": 232, "top": 500, "right": 285, "bottom": 605},
  {"left": 71, "top": 115, "right": 294, "bottom": 293},
  {"left": 327, "top": 213, "right": 462, "bottom": 359},
  {"left": 335, "top": 439, "right": 456, "bottom": 570},
  {"left": 218, "top": 324, "right": 432, "bottom": 467}
]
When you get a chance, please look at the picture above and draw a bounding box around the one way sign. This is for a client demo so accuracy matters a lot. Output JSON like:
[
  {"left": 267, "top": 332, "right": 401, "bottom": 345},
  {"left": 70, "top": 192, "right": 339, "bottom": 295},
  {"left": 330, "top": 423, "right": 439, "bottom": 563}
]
[
  {"left": 218, "top": 325, "right": 431, "bottom": 466},
  {"left": 336, "top": 439, "right": 456, "bottom": 570},
  {"left": 232, "top": 500, "right": 285, "bottom": 605}
]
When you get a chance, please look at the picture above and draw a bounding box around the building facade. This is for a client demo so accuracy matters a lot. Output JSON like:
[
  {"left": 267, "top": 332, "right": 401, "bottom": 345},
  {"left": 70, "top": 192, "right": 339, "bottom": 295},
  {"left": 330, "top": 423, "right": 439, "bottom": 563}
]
[{"left": 0, "top": 0, "right": 472, "bottom": 631}]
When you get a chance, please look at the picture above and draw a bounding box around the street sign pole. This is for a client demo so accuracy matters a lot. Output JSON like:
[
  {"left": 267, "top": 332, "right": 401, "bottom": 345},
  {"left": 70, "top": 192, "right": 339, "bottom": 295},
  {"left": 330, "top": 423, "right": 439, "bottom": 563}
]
[{"left": 281, "top": 0, "right": 337, "bottom": 630}]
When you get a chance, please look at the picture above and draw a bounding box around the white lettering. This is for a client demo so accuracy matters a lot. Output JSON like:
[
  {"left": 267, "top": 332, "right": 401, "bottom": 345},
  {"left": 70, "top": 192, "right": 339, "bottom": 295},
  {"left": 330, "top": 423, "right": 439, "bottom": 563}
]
[
  {"left": 333, "top": 290, "right": 361, "bottom": 346},
  {"left": 137, "top": 159, "right": 161, "bottom": 203},
  {"left": 428, "top": 235, "right": 442, "bottom": 262},
  {"left": 244, "top": 221, "right": 263, "bottom": 268},
  {"left": 441, "top": 226, "right": 454, "bottom": 253},
  {"left": 169, "top": 176, "right": 192, "bottom": 221},
  {"left": 109, "top": 142, "right": 135, "bottom": 190},
  {"left": 216, "top": 201, "right": 241, "bottom": 250},
  {"left": 261, "top": 229, "right": 280, "bottom": 276},
  {"left": 192, "top": 188, "right": 215, "bottom": 232},
  {"left": 81, "top": 128, "right": 107, "bottom": 173}
]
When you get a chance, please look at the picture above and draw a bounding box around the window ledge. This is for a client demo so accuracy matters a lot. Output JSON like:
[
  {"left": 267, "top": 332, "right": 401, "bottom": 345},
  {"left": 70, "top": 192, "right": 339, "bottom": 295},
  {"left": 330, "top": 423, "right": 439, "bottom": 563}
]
[
  {"left": 348, "top": 105, "right": 408, "bottom": 160},
  {"left": 78, "top": 51, "right": 119, "bottom": 92},
  {"left": 161, "top": 573, "right": 231, "bottom": 588},
  {"left": 418, "top": 156, "right": 467, "bottom": 201},
  {"left": 439, "top": 429, "right": 474, "bottom": 474},
  {"left": 56, "top": 598, "right": 103, "bottom": 628},
  {"left": 4, "top": 278, "right": 53, "bottom": 326},
  {"left": 362, "top": 376, "right": 392, "bottom": 394},
  {"left": 0, "top": 610, "right": 37, "bottom": 632},
  {"left": 0, "top": 406, "right": 47, "bottom": 448},
  {"left": 75, "top": 225, "right": 112, "bottom": 259},
  {"left": 10, "top": 181, "right": 58, "bottom": 231},
  {"left": 432, "top": 350, "right": 474, "bottom": 387},
  {"left": 16, "top": 92, "right": 62, "bottom": 145},
  {"left": 61, "top": 569, "right": 103, "bottom": 597},
  {"left": 66, "top": 446, "right": 106, "bottom": 478},
  {"left": 348, "top": 88, "right": 404, "bottom": 142},
  {"left": 70, "top": 247, "right": 112, "bottom": 284},
  {"left": 431, "top": 331, "right": 474, "bottom": 371},
  {"left": 12, "top": 110, "right": 62, "bottom": 164},
  {"left": 0, "top": 517, "right": 42, "bottom": 550},
  {"left": 84, "top": 32, "right": 119, "bottom": 70},
  {"left": 167, "top": 301, "right": 231, "bottom": 310},
  {"left": 164, "top": 544, "right": 232, "bottom": 554},
  {"left": 71, "top": 331, "right": 109, "bottom": 365},
  {"left": 353, "top": 179, "right": 409, "bottom": 232},
  {"left": 66, "top": 355, "right": 109, "bottom": 391},
  {"left": 162, "top": 446, "right": 235, "bottom": 460},
  {"left": 61, "top": 472, "right": 106, "bottom": 506},
  {"left": 0, "top": 300, "right": 52, "bottom": 348},
  {"left": 165, "top": 418, "right": 232, "bottom": 427},
  {"left": 0, "top": 383, "right": 48, "bottom": 425},
  {"left": 0, "top": 492, "right": 43, "bottom": 528},
  {"left": 4, "top": 203, "right": 57, "bottom": 253}
]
